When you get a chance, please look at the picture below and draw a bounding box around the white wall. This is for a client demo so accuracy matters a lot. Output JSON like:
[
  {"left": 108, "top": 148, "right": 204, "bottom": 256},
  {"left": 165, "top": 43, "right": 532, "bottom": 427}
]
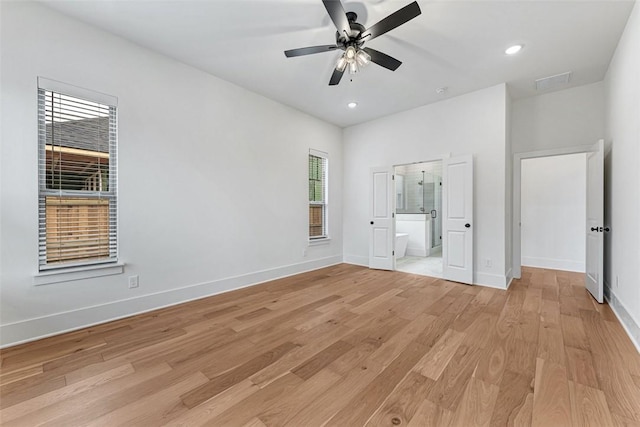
[
  {"left": 521, "top": 154, "right": 586, "bottom": 272},
  {"left": 343, "top": 84, "right": 509, "bottom": 288},
  {"left": 0, "top": 2, "right": 342, "bottom": 346},
  {"left": 511, "top": 82, "right": 605, "bottom": 154},
  {"left": 604, "top": 1, "right": 640, "bottom": 348}
]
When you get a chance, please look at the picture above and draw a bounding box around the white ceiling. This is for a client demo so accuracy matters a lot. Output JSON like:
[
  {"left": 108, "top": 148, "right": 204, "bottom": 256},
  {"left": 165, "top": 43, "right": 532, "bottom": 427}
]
[{"left": 42, "top": 0, "right": 635, "bottom": 127}]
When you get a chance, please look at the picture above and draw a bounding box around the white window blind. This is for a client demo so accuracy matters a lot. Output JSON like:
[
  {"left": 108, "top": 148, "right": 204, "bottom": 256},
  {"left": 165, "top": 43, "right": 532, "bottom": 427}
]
[
  {"left": 38, "top": 82, "right": 118, "bottom": 270},
  {"left": 309, "top": 150, "right": 328, "bottom": 239}
]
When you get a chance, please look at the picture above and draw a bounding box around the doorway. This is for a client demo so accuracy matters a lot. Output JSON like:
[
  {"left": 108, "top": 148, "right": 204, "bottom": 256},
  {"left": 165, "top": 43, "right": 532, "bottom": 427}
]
[
  {"left": 520, "top": 153, "right": 587, "bottom": 273},
  {"left": 394, "top": 160, "right": 443, "bottom": 278},
  {"left": 512, "top": 141, "right": 605, "bottom": 302}
]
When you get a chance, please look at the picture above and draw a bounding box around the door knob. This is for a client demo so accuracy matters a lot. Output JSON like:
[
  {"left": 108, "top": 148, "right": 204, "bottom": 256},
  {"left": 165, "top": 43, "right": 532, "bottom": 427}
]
[
  {"left": 591, "top": 227, "right": 598, "bottom": 231},
  {"left": 465, "top": 223, "right": 471, "bottom": 228},
  {"left": 370, "top": 221, "right": 374, "bottom": 225},
  {"left": 604, "top": 227, "right": 610, "bottom": 232}
]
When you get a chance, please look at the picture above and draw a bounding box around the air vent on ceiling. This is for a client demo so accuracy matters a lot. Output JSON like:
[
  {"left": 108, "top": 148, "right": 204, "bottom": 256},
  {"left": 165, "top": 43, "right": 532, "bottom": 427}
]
[{"left": 535, "top": 71, "right": 572, "bottom": 91}]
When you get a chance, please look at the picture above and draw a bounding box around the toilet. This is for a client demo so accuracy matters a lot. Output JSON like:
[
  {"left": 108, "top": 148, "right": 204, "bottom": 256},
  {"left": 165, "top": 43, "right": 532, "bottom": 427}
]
[{"left": 395, "top": 233, "right": 409, "bottom": 258}]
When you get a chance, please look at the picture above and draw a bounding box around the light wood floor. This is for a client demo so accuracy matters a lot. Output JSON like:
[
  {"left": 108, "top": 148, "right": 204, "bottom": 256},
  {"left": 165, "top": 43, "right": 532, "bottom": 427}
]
[{"left": 1, "top": 265, "right": 640, "bottom": 426}]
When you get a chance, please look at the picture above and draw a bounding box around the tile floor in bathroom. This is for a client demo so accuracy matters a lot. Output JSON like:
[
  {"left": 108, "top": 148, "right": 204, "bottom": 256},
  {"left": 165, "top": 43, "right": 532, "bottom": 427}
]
[{"left": 395, "top": 247, "right": 442, "bottom": 278}]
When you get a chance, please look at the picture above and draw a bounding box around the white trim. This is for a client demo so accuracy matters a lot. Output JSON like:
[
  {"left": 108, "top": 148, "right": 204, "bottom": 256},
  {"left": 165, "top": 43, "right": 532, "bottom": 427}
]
[
  {"left": 37, "top": 77, "right": 118, "bottom": 106},
  {"left": 34, "top": 263, "right": 125, "bottom": 286},
  {"left": 309, "top": 148, "right": 329, "bottom": 159},
  {"left": 521, "top": 257, "right": 585, "bottom": 273},
  {"left": 475, "top": 272, "right": 509, "bottom": 290},
  {"left": 308, "top": 237, "right": 331, "bottom": 246},
  {"left": 512, "top": 143, "right": 598, "bottom": 279},
  {"left": 343, "top": 254, "right": 369, "bottom": 267},
  {"left": 1, "top": 256, "right": 342, "bottom": 348},
  {"left": 604, "top": 282, "right": 640, "bottom": 354},
  {"left": 505, "top": 268, "right": 514, "bottom": 289}
]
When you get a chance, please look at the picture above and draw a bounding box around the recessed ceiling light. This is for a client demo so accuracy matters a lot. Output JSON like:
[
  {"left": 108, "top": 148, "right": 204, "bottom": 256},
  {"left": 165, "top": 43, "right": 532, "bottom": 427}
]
[
  {"left": 347, "top": 102, "right": 358, "bottom": 109},
  {"left": 505, "top": 44, "right": 523, "bottom": 55}
]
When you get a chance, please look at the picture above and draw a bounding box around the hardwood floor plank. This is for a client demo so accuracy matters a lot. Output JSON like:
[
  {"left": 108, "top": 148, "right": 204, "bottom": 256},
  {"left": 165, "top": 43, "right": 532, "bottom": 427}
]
[
  {"left": 531, "top": 358, "right": 572, "bottom": 427},
  {"left": 569, "top": 380, "right": 615, "bottom": 427},
  {"left": 366, "top": 371, "right": 433, "bottom": 426},
  {"left": 426, "top": 341, "right": 483, "bottom": 411},
  {"left": 164, "top": 379, "right": 259, "bottom": 426},
  {"left": 474, "top": 335, "right": 508, "bottom": 386},
  {"left": 291, "top": 340, "right": 353, "bottom": 380},
  {"left": 0, "top": 364, "right": 133, "bottom": 423},
  {"left": 87, "top": 371, "right": 208, "bottom": 426},
  {"left": 181, "top": 341, "right": 298, "bottom": 408},
  {"left": 207, "top": 373, "right": 303, "bottom": 426},
  {"left": 560, "top": 313, "right": 590, "bottom": 350},
  {"left": 257, "top": 369, "right": 341, "bottom": 426},
  {"left": 406, "top": 399, "right": 454, "bottom": 427},
  {"left": 450, "top": 377, "right": 499, "bottom": 427},
  {"left": 565, "top": 346, "right": 599, "bottom": 388},
  {"left": 325, "top": 341, "right": 430, "bottom": 426},
  {"left": 414, "top": 328, "right": 466, "bottom": 380},
  {"left": 489, "top": 369, "right": 534, "bottom": 427}
]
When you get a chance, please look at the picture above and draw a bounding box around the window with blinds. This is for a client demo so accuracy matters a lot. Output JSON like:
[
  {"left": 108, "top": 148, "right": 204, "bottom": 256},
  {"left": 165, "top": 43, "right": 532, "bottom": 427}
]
[
  {"left": 309, "top": 151, "right": 328, "bottom": 239},
  {"left": 38, "top": 82, "right": 118, "bottom": 270}
]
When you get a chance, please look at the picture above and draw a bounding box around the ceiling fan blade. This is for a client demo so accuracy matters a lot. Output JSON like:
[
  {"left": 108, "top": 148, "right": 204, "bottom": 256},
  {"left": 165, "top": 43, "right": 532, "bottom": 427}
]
[
  {"left": 329, "top": 67, "right": 345, "bottom": 85},
  {"left": 359, "top": 1, "right": 421, "bottom": 42},
  {"left": 322, "top": 0, "right": 351, "bottom": 37},
  {"left": 284, "top": 45, "right": 339, "bottom": 57},
  {"left": 363, "top": 47, "right": 402, "bottom": 71}
]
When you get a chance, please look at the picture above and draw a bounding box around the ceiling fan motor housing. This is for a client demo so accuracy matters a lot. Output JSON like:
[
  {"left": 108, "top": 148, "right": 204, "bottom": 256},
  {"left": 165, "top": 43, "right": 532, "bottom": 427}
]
[{"left": 336, "top": 12, "right": 365, "bottom": 47}]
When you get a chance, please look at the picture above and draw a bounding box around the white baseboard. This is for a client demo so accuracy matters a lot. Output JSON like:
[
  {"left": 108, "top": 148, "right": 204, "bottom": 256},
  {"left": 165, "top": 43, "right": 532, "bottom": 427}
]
[
  {"left": 475, "top": 272, "right": 509, "bottom": 290},
  {"left": 505, "top": 268, "right": 514, "bottom": 289},
  {"left": 604, "top": 282, "right": 640, "bottom": 354},
  {"left": 343, "top": 254, "right": 368, "bottom": 267},
  {"left": 0, "top": 255, "right": 342, "bottom": 348},
  {"left": 522, "top": 256, "right": 585, "bottom": 273},
  {"left": 406, "top": 247, "right": 428, "bottom": 257}
]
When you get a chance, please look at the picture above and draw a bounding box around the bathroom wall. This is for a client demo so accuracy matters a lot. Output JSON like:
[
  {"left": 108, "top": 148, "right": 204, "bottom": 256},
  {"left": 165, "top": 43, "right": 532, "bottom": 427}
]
[{"left": 395, "top": 162, "right": 442, "bottom": 215}]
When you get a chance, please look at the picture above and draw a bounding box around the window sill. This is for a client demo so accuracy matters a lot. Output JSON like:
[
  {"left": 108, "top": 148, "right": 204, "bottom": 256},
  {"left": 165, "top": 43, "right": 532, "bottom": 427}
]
[
  {"left": 308, "top": 237, "right": 331, "bottom": 246},
  {"left": 34, "top": 262, "right": 125, "bottom": 286}
]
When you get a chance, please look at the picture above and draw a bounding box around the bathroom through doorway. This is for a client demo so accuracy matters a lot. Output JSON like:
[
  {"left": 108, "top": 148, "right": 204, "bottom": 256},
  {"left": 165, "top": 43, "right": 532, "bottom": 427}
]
[{"left": 394, "top": 160, "right": 443, "bottom": 278}]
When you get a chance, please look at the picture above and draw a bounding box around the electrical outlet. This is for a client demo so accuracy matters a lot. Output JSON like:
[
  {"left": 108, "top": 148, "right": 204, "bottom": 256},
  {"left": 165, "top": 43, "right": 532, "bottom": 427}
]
[
  {"left": 128, "top": 275, "right": 139, "bottom": 289},
  {"left": 485, "top": 259, "right": 493, "bottom": 268},
  {"left": 302, "top": 247, "right": 308, "bottom": 257},
  {"left": 615, "top": 275, "right": 619, "bottom": 289}
]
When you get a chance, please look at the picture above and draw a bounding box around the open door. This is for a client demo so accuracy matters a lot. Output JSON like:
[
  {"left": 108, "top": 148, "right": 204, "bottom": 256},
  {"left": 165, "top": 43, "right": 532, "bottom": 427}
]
[
  {"left": 442, "top": 155, "right": 473, "bottom": 284},
  {"left": 369, "top": 167, "right": 394, "bottom": 270},
  {"left": 585, "top": 140, "right": 604, "bottom": 303}
]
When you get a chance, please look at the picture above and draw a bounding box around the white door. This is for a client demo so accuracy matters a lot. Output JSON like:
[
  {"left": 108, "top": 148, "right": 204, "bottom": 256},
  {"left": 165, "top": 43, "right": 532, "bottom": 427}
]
[
  {"left": 369, "top": 167, "right": 394, "bottom": 270},
  {"left": 442, "top": 156, "right": 474, "bottom": 284},
  {"left": 585, "top": 140, "right": 604, "bottom": 303}
]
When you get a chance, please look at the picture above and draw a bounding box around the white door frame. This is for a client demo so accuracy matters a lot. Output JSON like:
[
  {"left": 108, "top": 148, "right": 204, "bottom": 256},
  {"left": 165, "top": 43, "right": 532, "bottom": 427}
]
[{"left": 512, "top": 143, "right": 599, "bottom": 279}]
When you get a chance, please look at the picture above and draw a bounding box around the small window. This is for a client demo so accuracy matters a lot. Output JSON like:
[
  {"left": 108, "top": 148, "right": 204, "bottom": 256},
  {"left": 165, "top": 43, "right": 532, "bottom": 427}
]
[
  {"left": 37, "top": 79, "right": 118, "bottom": 270},
  {"left": 309, "top": 150, "right": 328, "bottom": 239}
]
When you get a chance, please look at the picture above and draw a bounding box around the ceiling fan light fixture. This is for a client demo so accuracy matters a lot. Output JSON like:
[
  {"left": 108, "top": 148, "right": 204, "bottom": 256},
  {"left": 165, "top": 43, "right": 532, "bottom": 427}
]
[
  {"left": 345, "top": 46, "right": 357, "bottom": 60},
  {"left": 505, "top": 44, "right": 523, "bottom": 55},
  {"left": 349, "top": 61, "right": 359, "bottom": 74},
  {"left": 336, "top": 55, "right": 348, "bottom": 72},
  {"left": 356, "top": 49, "right": 371, "bottom": 67}
]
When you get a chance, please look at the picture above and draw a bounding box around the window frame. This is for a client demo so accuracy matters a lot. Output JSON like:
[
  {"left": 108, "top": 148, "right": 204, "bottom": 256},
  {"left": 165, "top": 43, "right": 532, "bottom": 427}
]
[
  {"left": 308, "top": 149, "right": 329, "bottom": 241},
  {"left": 36, "top": 77, "right": 119, "bottom": 274}
]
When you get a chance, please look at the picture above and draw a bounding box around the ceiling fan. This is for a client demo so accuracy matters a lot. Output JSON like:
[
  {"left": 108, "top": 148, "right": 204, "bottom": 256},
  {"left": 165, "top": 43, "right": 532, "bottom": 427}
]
[{"left": 284, "top": 0, "right": 422, "bottom": 86}]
